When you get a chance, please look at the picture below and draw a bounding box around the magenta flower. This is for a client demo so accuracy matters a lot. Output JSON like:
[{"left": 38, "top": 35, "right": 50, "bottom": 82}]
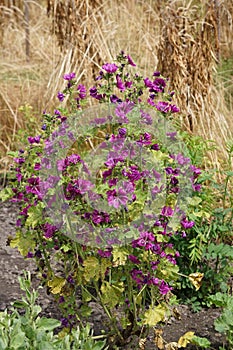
[
  {"left": 128, "top": 255, "right": 140, "bottom": 264},
  {"left": 181, "top": 218, "right": 195, "bottom": 229},
  {"left": 28, "top": 136, "right": 41, "bottom": 144},
  {"left": 106, "top": 188, "right": 128, "bottom": 209},
  {"left": 140, "top": 110, "right": 152, "bottom": 125},
  {"left": 74, "top": 179, "right": 94, "bottom": 195},
  {"left": 127, "top": 54, "right": 136, "bottom": 66},
  {"left": 170, "top": 104, "right": 180, "bottom": 113},
  {"left": 63, "top": 72, "right": 76, "bottom": 81},
  {"left": 43, "top": 222, "right": 57, "bottom": 239},
  {"left": 67, "top": 154, "right": 81, "bottom": 165},
  {"left": 90, "top": 86, "right": 104, "bottom": 100},
  {"left": 159, "top": 280, "right": 172, "bottom": 295},
  {"left": 155, "top": 101, "right": 170, "bottom": 113},
  {"left": 14, "top": 157, "right": 25, "bottom": 164},
  {"left": 161, "top": 206, "right": 174, "bottom": 217},
  {"left": 115, "top": 101, "right": 134, "bottom": 122},
  {"left": 153, "top": 78, "right": 166, "bottom": 92},
  {"left": 98, "top": 249, "right": 112, "bottom": 258},
  {"left": 16, "top": 173, "right": 22, "bottom": 182},
  {"left": 77, "top": 84, "right": 86, "bottom": 99},
  {"left": 116, "top": 74, "right": 125, "bottom": 91},
  {"left": 102, "top": 63, "right": 118, "bottom": 73},
  {"left": 144, "top": 78, "right": 153, "bottom": 88},
  {"left": 57, "top": 91, "right": 65, "bottom": 102},
  {"left": 34, "top": 163, "right": 41, "bottom": 171}
]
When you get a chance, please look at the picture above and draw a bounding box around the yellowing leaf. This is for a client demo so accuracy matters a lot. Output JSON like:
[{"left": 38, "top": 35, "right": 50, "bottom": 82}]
[
  {"left": 143, "top": 304, "right": 167, "bottom": 326},
  {"left": 188, "top": 272, "right": 204, "bottom": 291},
  {"left": 47, "top": 277, "right": 66, "bottom": 294},
  {"left": 187, "top": 196, "right": 202, "bottom": 206},
  {"left": 100, "top": 258, "right": 111, "bottom": 280},
  {"left": 112, "top": 247, "right": 129, "bottom": 267},
  {"left": 178, "top": 332, "right": 195, "bottom": 347},
  {"left": 83, "top": 256, "right": 100, "bottom": 282},
  {"left": 101, "top": 281, "right": 124, "bottom": 308},
  {"left": 10, "top": 231, "right": 36, "bottom": 257}
]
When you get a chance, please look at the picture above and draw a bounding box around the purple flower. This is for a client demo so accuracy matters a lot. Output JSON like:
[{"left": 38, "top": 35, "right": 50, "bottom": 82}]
[
  {"left": 127, "top": 54, "right": 136, "bottom": 66},
  {"left": 151, "top": 143, "right": 160, "bottom": 151},
  {"left": 153, "top": 78, "right": 166, "bottom": 92},
  {"left": 166, "top": 132, "right": 177, "bottom": 140},
  {"left": 144, "top": 78, "right": 153, "bottom": 88},
  {"left": 140, "top": 110, "right": 152, "bottom": 125},
  {"left": 128, "top": 255, "right": 140, "bottom": 264},
  {"left": 192, "top": 183, "right": 201, "bottom": 192},
  {"left": 90, "top": 117, "right": 107, "bottom": 126},
  {"left": 106, "top": 187, "right": 128, "bottom": 209},
  {"left": 41, "top": 157, "right": 51, "bottom": 169},
  {"left": 102, "top": 63, "right": 118, "bottom": 73},
  {"left": 110, "top": 94, "right": 122, "bottom": 103},
  {"left": 14, "top": 157, "right": 25, "bottom": 164},
  {"left": 89, "top": 86, "right": 104, "bottom": 100},
  {"left": 34, "top": 163, "right": 41, "bottom": 171},
  {"left": 28, "top": 136, "right": 41, "bottom": 144},
  {"left": 125, "top": 81, "right": 133, "bottom": 88},
  {"left": 161, "top": 206, "right": 174, "bottom": 217},
  {"left": 77, "top": 84, "right": 86, "bottom": 99},
  {"left": 132, "top": 231, "right": 155, "bottom": 250},
  {"left": 181, "top": 218, "right": 195, "bottom": 229},
  {"left": 98, "top": 249, "right": 112, "bottom": 258},
  {"left": 67, "top": 154, "right": 81, "bottom": 165},
  {"left": 155, "top": 101, "right": 170, "bottom": 113},
  {"left": 116, "top": 74, "right": 125, "bottom": 91},
  {"left": 118, "top": 127, "right": 127, "bottom": 137},
  {"left": 25, "top": 176, "right": 41, "bottom": 197},
  {"left": 170, "top": 104, "right": 180, "bottom": 113},
  {"left": 159, "top": 280, "right": 172, "bottom": 295},
  {"left": 63, "top": 72, "right": 76, "bottom": 81},
  {"left": 41, "top": 124, "right": 47, "bottom": 130},
  {"left": 57, "top": 91, "right": 65, "bottom": 102},
  {"left": 74, "top": 179, "right": 94, "bottom": 195},
  {"left": 43, "top": 222, "right": 57, "bottom": 239},
  {"left": 16, "top": 172, "right": 23, "bottom": 182},
  {"left": 115, "top": 101, "right": 134, "bottom": 122},
  {"left": 153, "top": 71, "right": 161, "bottom": 77}
]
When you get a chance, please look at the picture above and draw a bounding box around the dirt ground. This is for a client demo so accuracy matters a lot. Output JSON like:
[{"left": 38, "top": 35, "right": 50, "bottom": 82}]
[{"left": 0, "top": 196, "right": 228, "bottom": 349}]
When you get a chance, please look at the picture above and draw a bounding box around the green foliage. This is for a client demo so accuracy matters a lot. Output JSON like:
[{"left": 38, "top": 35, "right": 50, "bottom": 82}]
[
  {"left": 208, "top": 292, "right": 233, "bottom": 348},
  {"left": 0, "top": 271, "right": 107, "bottom": 350}
]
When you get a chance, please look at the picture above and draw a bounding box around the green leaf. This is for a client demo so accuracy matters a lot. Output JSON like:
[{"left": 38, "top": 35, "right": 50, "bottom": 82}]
[
  {"left": 191, "top": 335, "right": 211, "bottom": 348},
  {"left": 79, "top": 305, "right": 93, "bottom": 318},
  {"left": 36, "top": 317, "right": 61, "bottom": 331},
  {"left": 0, "top": 188, "right": 14, "bottom": 202},
  {"left": 11, "top": 331, "right": 26, "bottom": 348},
  {"left": 26, "top": 202, "right": 45, "bottom": 228}
]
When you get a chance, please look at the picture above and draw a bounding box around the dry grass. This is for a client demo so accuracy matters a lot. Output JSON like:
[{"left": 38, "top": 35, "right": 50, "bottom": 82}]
[
  {"left": 156, "top": 0, "right": 233, "bottom": 170},
  {"left": 0, "top": 0, "right": 232, "bottom": 175}
]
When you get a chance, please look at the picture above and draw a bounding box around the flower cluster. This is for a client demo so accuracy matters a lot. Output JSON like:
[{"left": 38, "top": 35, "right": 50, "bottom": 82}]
[{"left": 5, "top": 52, "right": 202, "bottom": 333}]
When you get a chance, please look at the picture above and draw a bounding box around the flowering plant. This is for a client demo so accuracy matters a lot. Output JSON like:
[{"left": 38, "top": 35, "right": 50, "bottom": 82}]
[{"left": 1, "top": 52, "right": 202, "bottom": 347}]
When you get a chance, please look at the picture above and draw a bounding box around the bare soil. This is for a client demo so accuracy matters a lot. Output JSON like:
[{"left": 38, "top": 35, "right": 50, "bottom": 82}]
[{"left": 0, "top": 196, "right": 228, "bottom": 349}]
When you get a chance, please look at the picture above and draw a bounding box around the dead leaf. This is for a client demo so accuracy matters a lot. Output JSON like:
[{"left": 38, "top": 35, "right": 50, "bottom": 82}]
[{"left": 188, "top": 273, "right": 204, "bottom": 291}]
